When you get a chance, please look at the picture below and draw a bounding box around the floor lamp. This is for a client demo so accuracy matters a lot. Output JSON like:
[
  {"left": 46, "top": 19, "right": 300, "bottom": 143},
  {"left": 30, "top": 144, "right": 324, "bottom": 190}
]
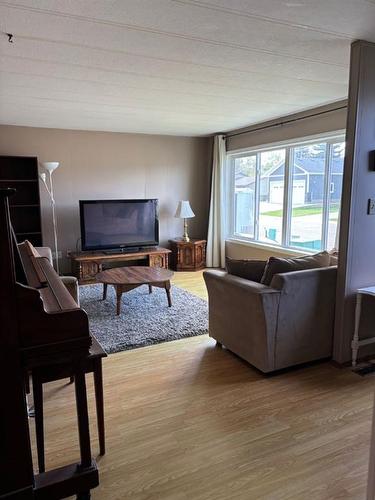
[{"left": 39, "top": 162, "right": 60, "bottom": 275}]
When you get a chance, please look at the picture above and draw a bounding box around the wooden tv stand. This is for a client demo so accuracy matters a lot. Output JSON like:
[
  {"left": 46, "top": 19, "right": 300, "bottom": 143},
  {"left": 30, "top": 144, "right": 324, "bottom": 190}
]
[{"left": 70, "top": 247, "right": 171, "bottom": 285}]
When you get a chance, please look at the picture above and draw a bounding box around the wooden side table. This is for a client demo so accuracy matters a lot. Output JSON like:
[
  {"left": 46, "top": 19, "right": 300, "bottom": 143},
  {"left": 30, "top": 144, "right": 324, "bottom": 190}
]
[
  {"left": 352, "top": 286, "right": 375, "bottom": 366},
  {"left": 169, "top": 239, "right": 206, "bottom": 271}
]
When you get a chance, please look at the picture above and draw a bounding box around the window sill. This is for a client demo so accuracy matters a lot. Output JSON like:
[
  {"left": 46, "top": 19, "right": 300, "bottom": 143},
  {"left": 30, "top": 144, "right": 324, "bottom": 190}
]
[{"left": 225, "top": 237, "right": 313, "bottom": 257}]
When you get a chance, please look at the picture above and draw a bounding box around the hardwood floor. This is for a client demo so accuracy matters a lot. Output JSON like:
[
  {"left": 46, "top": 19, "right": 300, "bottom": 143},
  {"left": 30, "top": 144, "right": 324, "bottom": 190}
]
[
  {"left": 30, "top": 270, "right": 374, "bottom": 499},
  {"left": 172, "top": 269, "right": 208, "bottom": 300}
]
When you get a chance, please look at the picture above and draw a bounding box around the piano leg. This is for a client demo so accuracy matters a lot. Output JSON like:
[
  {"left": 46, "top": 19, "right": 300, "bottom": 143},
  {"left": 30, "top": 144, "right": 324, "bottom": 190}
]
[
  {"left": 74, "top": 365, "right": 92, "bottom": 470},
  {"left": 74, "top": 367, "right": 93, "bottom": 500},
  {"left": 93, "top": 359, "right": 105, "bottom": 456},
  {"left": 32, "top": 373, "right": 46, "bottom": 473}
]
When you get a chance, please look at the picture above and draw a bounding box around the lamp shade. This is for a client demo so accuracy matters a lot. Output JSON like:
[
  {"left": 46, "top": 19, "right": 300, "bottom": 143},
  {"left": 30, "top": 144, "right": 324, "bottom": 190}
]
[
  {"left": 41, "top": 161, "right": 59, "bottom": 173},
  {"left": 174, "top": 200, "right": 195, "bottom": 219}
]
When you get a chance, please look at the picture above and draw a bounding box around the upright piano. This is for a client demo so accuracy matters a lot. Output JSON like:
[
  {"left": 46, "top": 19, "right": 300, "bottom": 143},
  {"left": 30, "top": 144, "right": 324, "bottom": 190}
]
[
  {"left": 0, "top": 188, "right": 99, "bottom": 500},
  {"left": 17, "top": 239, "right": 92, "bottom": 368}
]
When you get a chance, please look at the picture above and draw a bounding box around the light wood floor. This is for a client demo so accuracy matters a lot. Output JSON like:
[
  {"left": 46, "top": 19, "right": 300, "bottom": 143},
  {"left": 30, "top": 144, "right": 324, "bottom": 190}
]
[{"left": 30, "top": 271, "right": 375, "bottom": 499}]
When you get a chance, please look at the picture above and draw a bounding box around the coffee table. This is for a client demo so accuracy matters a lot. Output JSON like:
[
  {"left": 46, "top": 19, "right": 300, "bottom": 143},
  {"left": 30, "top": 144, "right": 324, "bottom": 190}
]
[{"left": 96, "top": 266, "right": 174, "bottom": 315}]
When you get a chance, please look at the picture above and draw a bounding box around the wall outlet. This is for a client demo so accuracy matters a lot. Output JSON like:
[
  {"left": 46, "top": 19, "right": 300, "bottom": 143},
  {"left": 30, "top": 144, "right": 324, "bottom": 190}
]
[
  {"left": 66, "top": 249, "right": 72, "bottom": 257},
  {"left": 368, "top": 198, "right": 375, "bottom": 215}
]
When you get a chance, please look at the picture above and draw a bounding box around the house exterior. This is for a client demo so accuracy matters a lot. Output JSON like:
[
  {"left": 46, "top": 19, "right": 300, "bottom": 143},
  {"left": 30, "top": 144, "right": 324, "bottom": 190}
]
[{"left": 235, "top": 154, "right": 344, "bottom": 206}]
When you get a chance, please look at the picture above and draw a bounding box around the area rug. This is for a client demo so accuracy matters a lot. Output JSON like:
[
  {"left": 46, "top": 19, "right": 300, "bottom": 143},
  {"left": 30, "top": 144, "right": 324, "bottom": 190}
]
[{"left": 79, "top": 284, "right": 208, "bottom": 354}]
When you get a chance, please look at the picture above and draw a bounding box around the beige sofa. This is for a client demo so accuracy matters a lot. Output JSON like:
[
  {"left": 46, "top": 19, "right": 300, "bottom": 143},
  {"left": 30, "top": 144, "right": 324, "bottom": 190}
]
[
  {"left": 36, "top": 246, "right": 80, "bottom": 305},
  {"left": 203, "top": 265, "right": 337, "bottom": 373}
]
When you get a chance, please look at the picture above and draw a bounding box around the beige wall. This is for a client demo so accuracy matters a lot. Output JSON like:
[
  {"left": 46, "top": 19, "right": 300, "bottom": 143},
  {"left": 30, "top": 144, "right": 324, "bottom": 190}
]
[
  {"left": 225, "top": 101, "right": 348, "bottom": 261},
  {"left": 226, "top": 100, "right": 347, "bottom": 152},
  {"left": 0, "top": 125, "right": 212, "bottom": 272}
]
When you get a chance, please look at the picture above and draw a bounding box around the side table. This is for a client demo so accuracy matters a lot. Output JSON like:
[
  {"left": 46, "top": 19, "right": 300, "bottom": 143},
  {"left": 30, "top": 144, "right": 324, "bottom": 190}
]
[
  {"left": 169, "top": 239, "right": 206, "bottom": 271},
  {"left": 352, "top": 286, "right": 375, "bottom": 366}
]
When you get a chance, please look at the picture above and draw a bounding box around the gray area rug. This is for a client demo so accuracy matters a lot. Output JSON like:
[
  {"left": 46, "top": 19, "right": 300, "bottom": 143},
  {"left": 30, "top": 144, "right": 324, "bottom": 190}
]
[{"left": 79, "top": 284, "right": 208, "bottom": 354}]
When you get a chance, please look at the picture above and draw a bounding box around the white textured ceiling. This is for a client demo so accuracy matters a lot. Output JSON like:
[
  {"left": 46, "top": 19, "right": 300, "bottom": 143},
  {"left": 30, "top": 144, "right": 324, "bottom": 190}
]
[{"left": 0, "top": 0, "right": 372, "bottom": 136}]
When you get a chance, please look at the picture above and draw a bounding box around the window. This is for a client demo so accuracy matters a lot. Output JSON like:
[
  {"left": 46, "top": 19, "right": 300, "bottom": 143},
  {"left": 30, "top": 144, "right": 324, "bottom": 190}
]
[
  {"left": 228, "top": 135, "right": 345, "bottom": 251},
  {"left": 259, "top": 149, "right": 286, "bottom": 245},
  {"left": 234, "top": 155, "right": 256, "bottom": 238}
]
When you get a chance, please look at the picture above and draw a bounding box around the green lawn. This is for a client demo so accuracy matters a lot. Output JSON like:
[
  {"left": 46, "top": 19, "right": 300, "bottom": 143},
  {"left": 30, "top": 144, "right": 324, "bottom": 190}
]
[{"left": 263, "top": 204, "right": 340, "bottom": 217}]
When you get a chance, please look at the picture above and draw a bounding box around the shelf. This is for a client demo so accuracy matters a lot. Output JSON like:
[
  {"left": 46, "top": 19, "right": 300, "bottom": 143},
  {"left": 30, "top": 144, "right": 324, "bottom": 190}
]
[
  {"left": 10, "top": 204, "right": 39, "bottom": 208},
  {"left": 1, "top": 156, "right": 42, "bottom": 244},
  {"left": 16, "top": 231, "right": 42, "bottom": 236},
  {"left": 0, "top": 179, "right": 38, "bottom": 183}
]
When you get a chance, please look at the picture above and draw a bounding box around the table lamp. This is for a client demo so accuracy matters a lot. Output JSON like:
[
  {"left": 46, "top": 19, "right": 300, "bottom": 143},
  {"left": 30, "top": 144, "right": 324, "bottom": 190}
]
[{"left": 174, "top": 200, "right": 195, "bottom": 242}]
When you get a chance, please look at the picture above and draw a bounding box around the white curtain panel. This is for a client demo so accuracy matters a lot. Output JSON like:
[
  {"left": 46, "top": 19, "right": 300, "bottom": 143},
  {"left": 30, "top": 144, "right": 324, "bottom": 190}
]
[
  {"left": 206, "top": 134, "right": 226, "bottom": 268},
  {"left": 333, "top": 206, "right": 341, "bottom": 251}
]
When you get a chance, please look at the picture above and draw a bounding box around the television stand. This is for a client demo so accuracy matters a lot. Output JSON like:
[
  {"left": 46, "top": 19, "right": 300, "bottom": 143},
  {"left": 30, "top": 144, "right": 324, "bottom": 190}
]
[
  {"left": 70, "top": 247, "right": 171, "bottom": 285},
  {"left": 104, "top": 247, "right": 141, "bottom": 255}
]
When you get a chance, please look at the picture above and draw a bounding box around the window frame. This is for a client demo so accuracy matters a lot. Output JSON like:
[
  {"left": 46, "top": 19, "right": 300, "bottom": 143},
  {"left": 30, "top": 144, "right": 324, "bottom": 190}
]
[{"left": 227, "top": 132, "right": 345, "bottom": 253}]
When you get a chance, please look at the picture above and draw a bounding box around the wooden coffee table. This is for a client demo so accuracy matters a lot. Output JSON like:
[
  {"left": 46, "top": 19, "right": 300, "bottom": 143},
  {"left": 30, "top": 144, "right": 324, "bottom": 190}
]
[{"left": 96, "top": 266, "right": 174, "bottom": 315}]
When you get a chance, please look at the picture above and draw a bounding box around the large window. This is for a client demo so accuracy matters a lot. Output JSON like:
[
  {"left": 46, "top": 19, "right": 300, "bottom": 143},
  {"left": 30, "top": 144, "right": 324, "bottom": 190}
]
[{"left": 228, "top": 135, "right": 345, "bottom": 252}]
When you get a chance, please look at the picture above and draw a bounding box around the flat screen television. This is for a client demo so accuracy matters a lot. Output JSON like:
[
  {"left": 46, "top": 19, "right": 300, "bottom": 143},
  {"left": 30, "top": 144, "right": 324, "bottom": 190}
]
[{"left": 79, "top": 199, "right": 159, "bottom": 252}]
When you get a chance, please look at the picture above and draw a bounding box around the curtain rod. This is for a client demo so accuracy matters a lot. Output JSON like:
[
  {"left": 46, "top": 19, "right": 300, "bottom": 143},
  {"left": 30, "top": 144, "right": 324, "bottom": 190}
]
[{"left": 225, "top": 104, "right": 347, "bottom": 139}]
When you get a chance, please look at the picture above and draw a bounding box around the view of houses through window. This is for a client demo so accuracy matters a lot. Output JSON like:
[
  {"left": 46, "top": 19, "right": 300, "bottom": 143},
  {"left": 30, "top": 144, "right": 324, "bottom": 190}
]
[{"left": 230, "top": 135, "right": 345, "bottom": 252}]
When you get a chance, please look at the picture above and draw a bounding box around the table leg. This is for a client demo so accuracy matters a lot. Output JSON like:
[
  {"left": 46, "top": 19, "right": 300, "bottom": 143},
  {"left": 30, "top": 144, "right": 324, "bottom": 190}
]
[
  {"left": 116, "top": 286, "right": 122, "bottom": 316},
  {"left": 352, "top": 293, "right": 362, "bottom": 367},
  {"left": 165, "top": 281, "right": 172, "bottom": 307},
  {"left": 102, "top": 283, "right": 107, "bottom": 301}
]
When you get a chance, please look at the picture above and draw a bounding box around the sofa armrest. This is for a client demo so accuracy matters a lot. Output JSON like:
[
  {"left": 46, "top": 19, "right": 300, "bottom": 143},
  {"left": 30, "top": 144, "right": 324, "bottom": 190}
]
[
  {"left": 270, "top": 266, "right": 337, "bottom": 292},
  {"left": 269, "top": 266, "right": 337, "bottom": 370},
  {"left": 61, "top": 276, "right": 80, "bottom": 306},
  {"left": 203, "top": 270, "right": 280, "bottom": 372},
  {"left": 35, "top": 246, "right": 53, "bottom": 264}
]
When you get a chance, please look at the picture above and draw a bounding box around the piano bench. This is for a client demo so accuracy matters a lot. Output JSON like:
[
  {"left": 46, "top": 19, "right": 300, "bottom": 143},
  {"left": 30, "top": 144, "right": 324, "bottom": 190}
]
[{"left": 31, "top": 338, "right": 106, "bottom": 474}]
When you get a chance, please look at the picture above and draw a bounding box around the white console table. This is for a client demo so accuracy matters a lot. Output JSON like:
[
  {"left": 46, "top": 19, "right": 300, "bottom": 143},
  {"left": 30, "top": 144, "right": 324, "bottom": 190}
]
[
  {"left": 352, "top": 286, "right": 375, "bottom": 366},
  {"left": 367, "top": 392, "right": 375, "bottom": 500}
]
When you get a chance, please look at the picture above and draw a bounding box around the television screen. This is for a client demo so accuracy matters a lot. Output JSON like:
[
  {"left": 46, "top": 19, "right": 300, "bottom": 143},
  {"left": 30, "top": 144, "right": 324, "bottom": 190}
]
[{"left": 80, "top": 199, "right": 159, "bottom": 251}]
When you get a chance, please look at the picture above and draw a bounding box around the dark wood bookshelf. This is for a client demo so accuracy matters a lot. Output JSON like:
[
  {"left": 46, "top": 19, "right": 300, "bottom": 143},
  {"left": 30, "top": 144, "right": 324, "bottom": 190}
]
[{"left": 0, "top": 156, "right": 43, "bottom": 246}]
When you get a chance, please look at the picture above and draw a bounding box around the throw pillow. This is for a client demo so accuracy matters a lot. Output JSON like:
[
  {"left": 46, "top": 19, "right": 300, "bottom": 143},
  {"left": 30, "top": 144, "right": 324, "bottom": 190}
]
[
  {"left": 260, "top": 251, "right": 331, "bottom": 286},
  {"left": 226, "top": 257, "right": 267, "bottom": 283}
]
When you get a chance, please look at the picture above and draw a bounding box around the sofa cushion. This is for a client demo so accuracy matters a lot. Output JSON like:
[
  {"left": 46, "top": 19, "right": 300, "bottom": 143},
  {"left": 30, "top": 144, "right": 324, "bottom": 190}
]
[
  {"left": 260, "top": 251, "right": 331, "bottom": 286},
  {"left": 226, "top": 257, "right": 267, "bottom": 283}
]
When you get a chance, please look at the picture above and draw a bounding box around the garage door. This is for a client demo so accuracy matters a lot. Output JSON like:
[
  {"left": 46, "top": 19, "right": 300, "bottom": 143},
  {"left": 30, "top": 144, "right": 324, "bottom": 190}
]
[
  {"left": 291, "top": 180, "right": 306, "bottom": 205},
  {"left": 269, "top": 179, "right": 306, "bottom": 205},
  {"left": 269, "top": 181, "right": 284, "bottom": 204}
]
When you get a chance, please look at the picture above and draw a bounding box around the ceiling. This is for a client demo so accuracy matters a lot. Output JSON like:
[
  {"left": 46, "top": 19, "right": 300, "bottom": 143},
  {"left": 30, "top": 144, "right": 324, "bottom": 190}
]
[{"left": 0, "top": 0, "right": 373, "bottom": 136}]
